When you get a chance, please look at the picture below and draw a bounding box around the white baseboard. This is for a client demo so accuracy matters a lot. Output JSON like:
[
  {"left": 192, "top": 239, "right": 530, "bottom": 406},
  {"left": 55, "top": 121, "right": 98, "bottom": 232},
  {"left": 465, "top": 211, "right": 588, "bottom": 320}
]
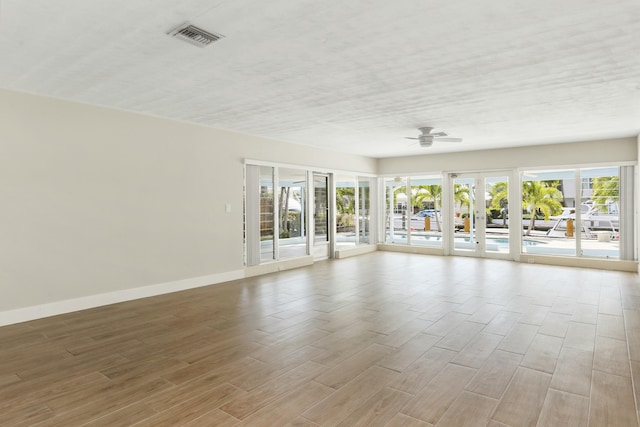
[
  {"left": 378, "top": 243, "right": 444, "bottom": 256},
  {"left": 519, "top": 254, "right": 638, "bottom": 272},
  {"left": 244, "top": 256, "right": 314, "bottom": 278},
  {"left": 0, "top": 270, "right": 245, "bottom": 327},
  {"left": 335, "top": 244, "right": 378, "bottom": 259}
]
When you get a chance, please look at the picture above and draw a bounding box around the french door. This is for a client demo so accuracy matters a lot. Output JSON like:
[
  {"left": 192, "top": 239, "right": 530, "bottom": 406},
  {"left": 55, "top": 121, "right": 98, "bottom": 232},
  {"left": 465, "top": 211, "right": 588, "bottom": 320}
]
[
  {"left": 312, "top": 173, "right": 331, "bottom": 259},
  {"left": 451, "top": 172, "right": 512, "bottom": 259}
]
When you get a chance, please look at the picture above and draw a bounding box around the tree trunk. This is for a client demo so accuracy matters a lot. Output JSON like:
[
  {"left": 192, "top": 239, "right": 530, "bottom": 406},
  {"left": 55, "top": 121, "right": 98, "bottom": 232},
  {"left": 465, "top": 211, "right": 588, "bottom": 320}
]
[
  {"left": 283, "top": 187, "right": 290, "bottom": 230},
  {"left": 280, "top": 187, "right": 290, "bottom": 232},
  {"left": 279, "top": 187, "right": 286, "bottom": 227}
]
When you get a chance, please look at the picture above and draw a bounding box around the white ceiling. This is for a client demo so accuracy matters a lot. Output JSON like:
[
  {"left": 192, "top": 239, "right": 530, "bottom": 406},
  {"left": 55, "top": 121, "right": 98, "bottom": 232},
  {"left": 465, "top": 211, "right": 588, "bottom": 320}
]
[{"left": 1, "top": 0, "right": 639, "bottom": 158}]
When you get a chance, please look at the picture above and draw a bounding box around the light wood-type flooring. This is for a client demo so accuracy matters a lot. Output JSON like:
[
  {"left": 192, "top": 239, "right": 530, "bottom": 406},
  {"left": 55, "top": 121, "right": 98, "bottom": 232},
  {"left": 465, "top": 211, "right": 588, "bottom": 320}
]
[{"left": 2, "top": 252, "right": 640, "bottom": 426}]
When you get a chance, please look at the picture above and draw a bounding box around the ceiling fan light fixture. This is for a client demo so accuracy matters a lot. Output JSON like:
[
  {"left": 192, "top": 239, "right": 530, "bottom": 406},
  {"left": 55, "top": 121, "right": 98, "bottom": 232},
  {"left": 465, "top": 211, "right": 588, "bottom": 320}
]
[
  {"left": 404, "top": 126, "right": 462, "bottom": 148},
  {"left": 419, "top": 135, "right": 434, "bottom": 147}
]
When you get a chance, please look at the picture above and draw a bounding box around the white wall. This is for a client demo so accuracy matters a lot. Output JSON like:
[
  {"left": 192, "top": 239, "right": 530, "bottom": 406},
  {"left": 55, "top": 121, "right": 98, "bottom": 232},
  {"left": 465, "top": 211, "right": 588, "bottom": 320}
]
[
  {"left": 378, "top": 138, "right": 638, "bottom": 175},
  {"left": 0, "top": 89, "right": 376, "bottom": 314}
]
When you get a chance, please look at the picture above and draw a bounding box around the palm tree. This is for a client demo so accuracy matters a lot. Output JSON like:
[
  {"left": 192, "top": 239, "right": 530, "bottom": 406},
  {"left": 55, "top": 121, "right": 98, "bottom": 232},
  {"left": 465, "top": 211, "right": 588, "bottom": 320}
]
[
  {"left": 590, "top": 176, "right": 619, "bottom": 212},
  {"left": 336, "top": 187, "right": 355, "bottom": 215},
  {"left": 336, "top": 187, "right": 355, "bottom": 233},
  {"left": 279, "top": 186, "right": 291, "bottom": 237},
  {"left": 454, "top": 184, "right": 471, "bottom": 215},
  {"left": 489, "top": 181, "right": 509, "bottom": 226},
  {"left": 521, "top": 180, "right": 564, "bottom": 235},
  {"left": 414, "top": 185, "right": 443, "bottom": 231}
]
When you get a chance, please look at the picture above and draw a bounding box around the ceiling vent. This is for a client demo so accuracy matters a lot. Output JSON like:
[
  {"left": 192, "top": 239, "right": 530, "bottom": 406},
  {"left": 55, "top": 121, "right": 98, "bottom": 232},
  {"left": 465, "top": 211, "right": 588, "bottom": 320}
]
[{"left": 167, "top": 22, "right": 224, "bottom": 48}]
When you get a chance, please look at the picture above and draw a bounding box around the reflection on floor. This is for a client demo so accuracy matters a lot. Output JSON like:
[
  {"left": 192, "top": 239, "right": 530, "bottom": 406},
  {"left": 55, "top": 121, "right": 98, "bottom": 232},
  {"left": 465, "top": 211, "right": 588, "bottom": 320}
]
[{"left": 1, "top": 252, "right": 639, "bottom": 425}]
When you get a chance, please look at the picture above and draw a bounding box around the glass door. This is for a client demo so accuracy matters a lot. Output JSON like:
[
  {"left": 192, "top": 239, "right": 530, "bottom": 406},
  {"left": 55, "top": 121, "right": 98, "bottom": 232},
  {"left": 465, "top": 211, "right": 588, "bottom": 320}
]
[
  {"left": 451, "top": 172, "right": 511, "bottom": 259},
  {"left": 313, "top": 173, "right": 330, "bottom": 259}
]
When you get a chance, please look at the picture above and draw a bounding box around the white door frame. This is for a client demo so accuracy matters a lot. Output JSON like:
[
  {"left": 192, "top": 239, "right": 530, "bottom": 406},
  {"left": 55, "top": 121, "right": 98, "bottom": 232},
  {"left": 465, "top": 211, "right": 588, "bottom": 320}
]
[
  {"left": 448, "top": 171, "right": 515, "bottom": 260},
  {"left": 311, "top": 172, "right": 334, "bottom": 260}
]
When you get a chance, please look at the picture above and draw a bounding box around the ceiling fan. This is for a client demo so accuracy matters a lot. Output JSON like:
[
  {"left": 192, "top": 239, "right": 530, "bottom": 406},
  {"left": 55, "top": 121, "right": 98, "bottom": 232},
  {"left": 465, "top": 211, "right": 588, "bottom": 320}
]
[{"left": 405, "top": 127, "right": 463, "bottom": 147}]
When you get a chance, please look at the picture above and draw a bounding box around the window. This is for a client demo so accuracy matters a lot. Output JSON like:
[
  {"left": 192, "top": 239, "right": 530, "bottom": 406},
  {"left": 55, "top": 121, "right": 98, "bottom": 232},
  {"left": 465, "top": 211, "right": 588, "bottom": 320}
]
[
  {"left": 385, "top": 175, "right": 442, "bottom": 247},
  {"left": 336, "top": 175, "right": 356, "bottom": 248},
  {"left": 385, "top": 177, "right": 408, "bottom": 244},
  {"left": 259, "top": 166, "right": 275, "bottom": 262},
  {"left": 278, "top": 168, "right": 307, "bottom": 259},
  {"left": 409, "top": 176, "right": 443, "bottom": 247},
  {"left": 520, "top": 166, "right": 632, "bottom": 260},
  {"left": 336, "top": 175, "right": 372, "bottom": 247},
  {"left": 246, "top": 164, "right": 309, "bottom": 265},
  {"left": 246, "top": 164, "right": 372, "bottom": 266},
  {"left": 358, "top": 176, "right": 371, "bottom": 244},
  {"left": 579, "top": 167, "right": 620, "bottom": 259},
  {"left": 521, "top": 169, "right": 571, "bottom": 256}
]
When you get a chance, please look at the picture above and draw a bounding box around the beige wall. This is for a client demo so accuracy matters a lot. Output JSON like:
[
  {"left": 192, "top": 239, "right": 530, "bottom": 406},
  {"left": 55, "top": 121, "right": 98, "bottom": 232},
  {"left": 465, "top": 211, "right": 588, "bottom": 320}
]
[
  {"left": 378, "top": 138, "right": 638, "bottom": 175},
  {"left": 0, "top": 89, "right": 375, "bottom": 312},
  {"left": 1, "top": 88, "right": 637, "bottom": 317}
]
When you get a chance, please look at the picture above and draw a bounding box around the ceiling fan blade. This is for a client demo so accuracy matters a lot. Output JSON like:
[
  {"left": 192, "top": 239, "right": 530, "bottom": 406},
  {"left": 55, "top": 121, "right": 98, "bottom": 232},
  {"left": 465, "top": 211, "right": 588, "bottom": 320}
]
[
  {"left": 404, "top": 137, "right": 419, "bottom": 140},
  {"left": 431, "top": 132, "right": 448, "bottom": 137},
  {"left": 434, "top": 137, "right": 463, "bottom": 142}
]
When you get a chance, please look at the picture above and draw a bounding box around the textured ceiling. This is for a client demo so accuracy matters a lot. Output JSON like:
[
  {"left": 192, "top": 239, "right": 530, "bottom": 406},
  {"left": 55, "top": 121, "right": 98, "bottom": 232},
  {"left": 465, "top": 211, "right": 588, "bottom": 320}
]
[{"left": 1, "top": 0, "right": 639, "bottom": 157}]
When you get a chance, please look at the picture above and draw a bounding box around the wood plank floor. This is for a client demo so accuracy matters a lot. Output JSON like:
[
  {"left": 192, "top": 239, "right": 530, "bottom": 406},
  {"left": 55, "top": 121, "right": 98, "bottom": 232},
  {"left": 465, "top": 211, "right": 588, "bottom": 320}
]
[{"left": 2, "top": 252, "right": 640, "bottom": 426}]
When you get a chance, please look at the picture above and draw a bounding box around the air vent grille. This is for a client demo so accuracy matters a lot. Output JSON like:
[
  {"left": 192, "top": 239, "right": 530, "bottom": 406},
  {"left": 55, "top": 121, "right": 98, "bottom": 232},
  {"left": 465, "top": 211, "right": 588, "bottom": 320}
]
[{"left": 168, "top": 22, "right": 224, "bottom": 48}]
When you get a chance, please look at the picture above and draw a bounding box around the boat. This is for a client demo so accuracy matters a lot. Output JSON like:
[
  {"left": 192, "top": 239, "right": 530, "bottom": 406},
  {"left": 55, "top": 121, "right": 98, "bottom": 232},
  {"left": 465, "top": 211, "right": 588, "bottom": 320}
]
[{"left": 545, "top": 203, "right": 619, "bottom": 240}]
